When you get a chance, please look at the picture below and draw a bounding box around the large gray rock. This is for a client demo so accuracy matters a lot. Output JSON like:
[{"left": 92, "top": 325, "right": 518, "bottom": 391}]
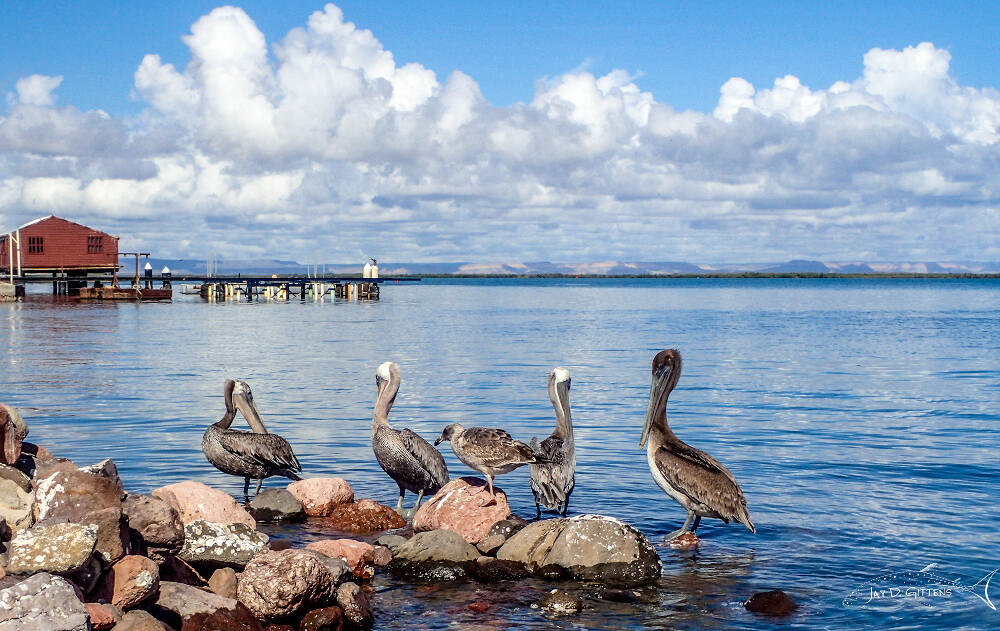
[
  {"left": 122, "top": 493, "right": 184, "bottom": 549},
  {"left": 496, "top": 514, "right": 661, "bottom": 587},
  {"left": 236, "top": 549, "right": 337, "bottom": 621},
  {"left": 248, "top": 488, "right": 305, "bottom": 523},
  {"left": 0, "top": 479, "right": 32, "bottom": 533},
  {"left": 386, "top": 529, "right": 481, "bottom": 582},
  {"left": 178, "top": 519, "right": 267, "bottom": 566},
  {"left": 0, "top": 573, "right": 89, "bottom": 631},
  {"left": 5, "top": 522, "right": 97, "bottom": 575},
  {"left": 149, "top": 581, "right": 261, "bottom": 629}
]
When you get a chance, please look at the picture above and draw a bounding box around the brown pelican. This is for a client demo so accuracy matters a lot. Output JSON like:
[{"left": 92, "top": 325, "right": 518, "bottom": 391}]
[
  {"left": 640, "top": 350, "right": 755, "bottom": 540},
  {"left": 371, "top": 361, "right": 449, "bottom": 516},
  {"left": 434, "top": 423, "right": 545, "bottom": 504},
  {"left": 202, "top": 379, "right": 302, "bottom": 499},
  {"left": 529, "top": 367, "right": 576, "bottom": 518}
]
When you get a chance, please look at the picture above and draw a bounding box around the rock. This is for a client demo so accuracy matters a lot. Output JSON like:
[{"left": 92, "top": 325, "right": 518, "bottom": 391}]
[
  {"left": 305, "top": 540, "right": 375, "bottom": 580},
  {"left": 0, "top": 405, "right": 27, "bottom": 466},
  {"left": 33, "top": 466, "right": 123, "bottom": 523},
  {"left": 470, "top": 556, "right": 531, "bottom": 583},
  {"left": 115, "top": 609, "right": 171, "bottom": 631},
  {"left": 248, "top": 488, "right": 305, "bottom": 523},
  {"left": 179, "top": 520, "right": 267, "bottom": 566},
  {"left": 744, "top": 590, "right": 798, "bottom": 616},
  {"left": 96, "top": 555, "right": 160, "bottom": 611},
  {"left": 154, "top": 552, "right": 208, "bottom": 587},
  {"left": 373, "top": 534, "right": 406, "bottom": 552},
  {"left": 412, "top": 477, "right": 511, "bottom": 544},
  {"left": 326, "top": 499, "right": 405, "bottom": 534},
  {"left": 302, "top": 552, "right": 352, "bottom": 587},
  {"left": 236, "top": 549, "right": 337, "bottom": 621},
  {"left": 386, "top": 529, "right": 480, "bottom": 582},
  {"left": 0, "top": 573, "right": 89, "bottom": 631},
  {"left": 335, "top": 582, "right": 373, "bottom": 629},
  {"left": 475, "top": 534, "right": 505, "bottom": 556},
  {"left": 487, "top": 517, "right": 527, "bottom": 539},
  {"left": 21, "top": 442, "right": 54, "bottom": 463},
  {"left": 79, "top": 459, "right": 122, "bottom": 489},
  {"left": 80, "top": 505, "right": 129, "bottom": 563},
  {"left": 85, "top": 602, "right": 119, "bottom": 629},
  {"left": 264, "top": 625, "right": 297, "bottom": 631},
  {"left": 496, "top": 514, "right": 661, "bottom": 587},
  {"left": 149, "top": 581, "right": 261, "bottom": 630},
  {"left": 0, "top": 465, "right": 31, "bottom": 494},
  {"left": 467, "top": 601, "right": 490, "bottom": 613},
  {"left": 286, "top": 478, "right": 354, "bottom": 517},
  {"left": 532, "top": 589, "right": 583, "bottom": 615},
  {"left": 152, "top": 481, "right": 255, "bottom": 528},
  {"left": 371, "top": 546, "right": 392, "bottom": 567},
  {"left": 6, "top": 522, "right": 97, "bottom": 575},
  {"left": 299, "top": 606, "right": 343, "bottom": 631},
  {"left": 208, "top": 567, "right": 239, "bottom": 599},
  {"left": 0, "top": 478, "right": 33, "bottom": 533},
  {"left": 122, "top": 493, "right": 184, "bottom": 550}
]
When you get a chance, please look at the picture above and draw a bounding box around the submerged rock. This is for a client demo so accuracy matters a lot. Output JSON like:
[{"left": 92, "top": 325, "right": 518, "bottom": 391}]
[
  {"left": 0, "top": 572, "right": 88, "bottom": 631},
  {"left": 179, "top": 519, "right": 267, "bottom": 566},
  {"left": 532, "top": 589, "right": 583, "bottom": 615},
  {"left": 412, "top": 477, "right": 511, "bottom": 544},
  {"left": 496, "top": 514, "right": 661, "bottom": 587},
  {"left": 286, "top": 478, "right": 354, "bottom": 517},
  {"left": 6, "top": 522, "right": 97, "bottom": 575},
  {"left": 470, "top": 556, "right": 531, "bottom": 583},
  {"left": 744, "top": 590, "right": 798, "bottom": 616},
  {"left": 237, "top": 549, "right": 337, "bottom": 621},
  {"left": 248, "top": 488, "right": 306, "bottom": 523},
  {"left": 152, "top": 481, "right": 255, "bottom": 528},
  {"left": 326, "top": 498, "right": 405, "bottom": 533},
  {"left": 122, "top": 493, "right": 184, "bottom": 549},
  {"left": 386, "top": 529, "right": 480, "bottom": 582},
  {"left": 373, "top": 534, "right": 406, "bottom": 552}
]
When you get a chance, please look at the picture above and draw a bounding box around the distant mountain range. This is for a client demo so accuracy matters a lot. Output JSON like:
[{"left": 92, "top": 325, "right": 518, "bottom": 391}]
[{"left": 131, "top": 257, "right": 1000, "bottom": 276}]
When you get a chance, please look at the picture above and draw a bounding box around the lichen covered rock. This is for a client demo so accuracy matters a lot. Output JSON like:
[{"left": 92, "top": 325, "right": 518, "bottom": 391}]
[
  {"left": 0, "top": 573, "right": 89, "bottom": 631},
  {"left": 236, "top": 549, "right": 337, "bottom": 621},
  {"left": 6, "top": 522, "right": 98, "bottom": 575},
  {"left": 179, "top": 520, "right": 267, "bottom": 566}
]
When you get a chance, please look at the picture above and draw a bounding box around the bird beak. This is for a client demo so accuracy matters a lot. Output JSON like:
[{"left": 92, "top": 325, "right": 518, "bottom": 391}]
[
  {"left": 235, "top": 393, "right": 267, "bottom": 434},
  {"left": 434, "top": 436, "right": 444, "bottom": 446},
  {"left": 639, "top": 381, "right": 657, "bottom": 448}
]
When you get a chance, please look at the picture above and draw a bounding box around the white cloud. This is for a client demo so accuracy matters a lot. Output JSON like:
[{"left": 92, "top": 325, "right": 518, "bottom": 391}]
[{"left": 1, "top": 6, "right": 999, "bottom": 264}]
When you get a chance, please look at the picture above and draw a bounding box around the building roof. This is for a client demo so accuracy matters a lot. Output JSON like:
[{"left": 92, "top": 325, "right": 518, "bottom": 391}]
[{"left": 1, "top": 214, "right": 119, "bottom": 239}]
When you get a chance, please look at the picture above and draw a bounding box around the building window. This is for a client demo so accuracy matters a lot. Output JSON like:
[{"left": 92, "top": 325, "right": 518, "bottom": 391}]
[
  {"left": 28, "top": 236, "right": 43, "bottom": 254},
  {"left": 88, "top": 235, "right": 103, "bottom": 253}
]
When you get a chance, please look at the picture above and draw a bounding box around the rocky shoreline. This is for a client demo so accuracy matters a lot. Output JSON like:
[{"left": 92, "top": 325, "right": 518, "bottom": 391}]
[{"left": 0, "top": 405, "right": 673, "bottom": 630}]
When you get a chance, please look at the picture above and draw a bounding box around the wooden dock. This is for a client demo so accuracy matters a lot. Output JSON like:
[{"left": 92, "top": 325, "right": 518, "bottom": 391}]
[{"left": 181, "top": 276, "right": 417, "bottom": 302}]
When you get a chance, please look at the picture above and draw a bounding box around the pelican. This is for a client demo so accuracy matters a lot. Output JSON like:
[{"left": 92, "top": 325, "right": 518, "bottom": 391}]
[
  {"left": 529, "top": 367, "right": 576, "bottom": 518},
  {"left": 435, "top": 423, "right": 545, "bottom": 504},
  {"left": 640, "top": 350, "right": 755, "bottom": 539},
  {"left": 371, "top": 362, "right": 449, "bottom": 516},
  {"left": 202, "top": 379, "right": 302, "bottom": 499}
]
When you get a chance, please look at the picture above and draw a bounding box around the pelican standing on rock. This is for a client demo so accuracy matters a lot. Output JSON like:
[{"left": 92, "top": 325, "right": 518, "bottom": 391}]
[
  {"left": 529, "top": 367, "right": 576, "bottom": 518},
  {"left": 640, "top": 350, "right": 755, "bottom": 540},
  {"left": 435, "top": 423, "right": 545, "bottom": 504},
  {"left": 202, "top": 379, "right": 302, "bottom": 499},
  {"left": 371, "top": 361, "right": 449, "bottom": 516}
]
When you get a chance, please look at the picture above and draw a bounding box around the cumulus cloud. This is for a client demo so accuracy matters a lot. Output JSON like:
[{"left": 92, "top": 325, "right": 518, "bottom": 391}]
[{"left": 1, "top": 4, "right": 999, "bottom": 263}]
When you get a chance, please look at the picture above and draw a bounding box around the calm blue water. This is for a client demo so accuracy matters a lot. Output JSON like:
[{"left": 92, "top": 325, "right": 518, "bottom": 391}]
[{"left": 2, "top": 278, "right": 998, "bottom": 629}]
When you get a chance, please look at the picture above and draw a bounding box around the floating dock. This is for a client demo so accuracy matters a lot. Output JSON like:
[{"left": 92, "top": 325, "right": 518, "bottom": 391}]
[{"left": 185, "top": 277, "right": 415, "bottom": 301}]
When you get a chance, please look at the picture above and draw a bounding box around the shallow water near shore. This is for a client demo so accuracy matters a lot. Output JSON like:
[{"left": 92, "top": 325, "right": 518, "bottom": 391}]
[{"left": 2, "top": 277, "right": 999, "bottom": 629}]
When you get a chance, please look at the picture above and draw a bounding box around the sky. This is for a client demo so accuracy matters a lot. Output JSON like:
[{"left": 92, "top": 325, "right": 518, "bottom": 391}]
[{"left": 1, "top": 1, "right": 999, "bottom": 264}]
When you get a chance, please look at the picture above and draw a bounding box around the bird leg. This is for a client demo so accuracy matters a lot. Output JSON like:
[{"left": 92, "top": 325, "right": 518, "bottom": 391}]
[
  {"left": 483, "top": 475, "right": 497, "bottom": 506},
  {"left": 691, "top": 515, "right": 702, "bottom": 533},
  {"left": 665, "top": 511, "right": 695, "bottom": 540},
  {"left": 536, "top": 503, "right": 542, "bottom": 520},
  {"left": 560, "top": 500, "right": 568, "bottom": 517},
  {"left": 412, "top": 489, "right": 425, "bottom": 511},
  {"left": 394, "top": 489, "right": 405, "bottom": 515},
  {"left": 255, "top": 478, "right": 263, "bottom": 496},
  {"left": 243, "top": 477, "right": 251, "bottom": 502}
]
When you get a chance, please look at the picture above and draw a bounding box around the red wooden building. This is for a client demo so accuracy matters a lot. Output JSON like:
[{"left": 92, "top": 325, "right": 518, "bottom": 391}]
[{"left": 1, "top": 215, "right": 119, "bottom": 276}]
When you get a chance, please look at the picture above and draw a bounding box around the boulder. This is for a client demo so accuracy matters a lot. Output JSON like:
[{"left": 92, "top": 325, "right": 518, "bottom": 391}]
[
  {"left": 115, "top": 609, "right": 171, "bottom": 631},
  {"left": 79, "top": 459, "right": 122, "bottom": 489},
  {"left": 0, "top": 573, "right": 89, "bottom": 631},
  {"left": 208, "top": 567, "right": 239, "bottom": 599},
  {"left": 371, "top": 546, "right": 392, "bottom": 567},
  {"left": 6, "top": 522, "right": 97, "bottom": 575},
  {"left": 0, "top": 405, "right": 27, "bottom": 466},
  {"left": 487, "top": 517, "right": 527, "bottom": 539},
  {"left": 248, "top": 488, "right": 305, "bottom": 523},
  {"left": 152, "top": 481, "right": 255, "bottom": 528},
  {"left": 0, "top": 465, "right": 31, "bottom": 494},
  {"left": 179, "top": 520, "right": 267, "bottom": 566},
  {"left": 475, "top": 534, "right": 506, "bottom": 556},
  {"left": 152, "top": 553, "right": 207, "bottom": 587},
  {"left": 496, "top": 515, "right": 661, "bottom": 587},
  {"left": 149, "top": 581, "right": 261, "bottom": 630},
  {"left": 80, "top": 505, "right": 129, "bottom": 563},
  {"left": 305, "top": 540, "right": 375, "bottom": 580},
  {"left": 85, "top": 602, "right": 119, "bottom": 629},
  {"left": 373, "top": 534, "right": 406, "bottom": 552},
  {"left": 532, "top": 589, "right": 583, "bottom": 615},
  {"left": 744, "top": 590, "right": 798, "bottom": 616},
  {"left": 122, "top": 493, "right": 184, "bottom": 550},
  {"left": 336, "top": 582, "right": 373, "bottom": 629},
  {"left": 412, "top": 477, "right": 511, "bottom": 544},
  {"left": 302, "top": 553, "right": 352, "bottom": 587},
  {"left": 95, "top": 555, "right": 159, "bottom": 611},
  {"left": 236, "top": 549, "right": 337, "bottom": 621},
  {"left": 386, "top": 529, "right": 480, "bottom": 582},
  {"left": 299, "top": 606, "right": 343, "bottom": 631},
  {"left": 286, "top": 478, "right": 354, "bottom": 517},
  {"left": 470, "top": 556, "right": 531, "bottom": 583},
  {"left": 0, "top": 478, "right": 33, "bottom": 533},
  {"left": 33, "top": 466, "right": 122, "bottom": 523},
  {"left": 326, "top": 499, "right": 405, "bottom": 534}
]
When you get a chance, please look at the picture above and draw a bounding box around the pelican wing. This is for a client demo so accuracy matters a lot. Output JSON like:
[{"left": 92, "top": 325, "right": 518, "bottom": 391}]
[
  {"left": 536, "top": 435, "right": 566, "bottom": 462},
  {"left": 653, "top": 441, "right": 749, "bottom": 524},
  {"left": 217, "top": 429, "right": 302, "bottom": 472},
  {"left": 399, "top": 428, "right": 449, "bottom": 488},
  {"left": 463, "top": 427, "right": 537, "bottom": 467}
]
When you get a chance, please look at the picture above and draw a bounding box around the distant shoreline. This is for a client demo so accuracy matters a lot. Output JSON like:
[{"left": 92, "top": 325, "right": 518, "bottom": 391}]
[{"left": 187, "top": 272, "right": 1000, "bottom": 280}]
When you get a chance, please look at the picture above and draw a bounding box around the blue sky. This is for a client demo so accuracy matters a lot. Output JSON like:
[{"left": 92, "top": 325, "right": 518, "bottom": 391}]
[{"left": 1, "top": 2, "right": 999, "bottom": 263}]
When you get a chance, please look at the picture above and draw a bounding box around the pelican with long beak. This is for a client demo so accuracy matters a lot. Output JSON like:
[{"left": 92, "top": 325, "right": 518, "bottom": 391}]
[
  {"left": 435, "top": 423, "right": 544, "bottom": 505},
  {"left": 371, "top": 361, "right": 449, "bottom": 516},
  {"left": 202, "top": 379, "right": 302, "bottom": 499},
  {"left": 529, "top": 367, "right": 576, "bottom": 518},
  {"left": 640, "top": 350, "right": 755, "bottom": 540}
]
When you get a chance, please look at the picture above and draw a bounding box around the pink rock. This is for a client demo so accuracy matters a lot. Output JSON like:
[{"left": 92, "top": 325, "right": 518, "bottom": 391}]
[
  {"left": 86, "top": 602, "right": 118, "bottom": 630},
  {"left": 151, "top": 481, "right": 255, "bottom": 528},
  {"left": 286, "top": 478, "right": 354, "bottom": 517},
  {"left": 97, "top": 554, "right": 160, "bottom": 610},
  {"left": 412, "top": 477, "right": 511, "bottom": 544},
  {"left": 305, "top": 539, "right": 375, "bottom": 579}
]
